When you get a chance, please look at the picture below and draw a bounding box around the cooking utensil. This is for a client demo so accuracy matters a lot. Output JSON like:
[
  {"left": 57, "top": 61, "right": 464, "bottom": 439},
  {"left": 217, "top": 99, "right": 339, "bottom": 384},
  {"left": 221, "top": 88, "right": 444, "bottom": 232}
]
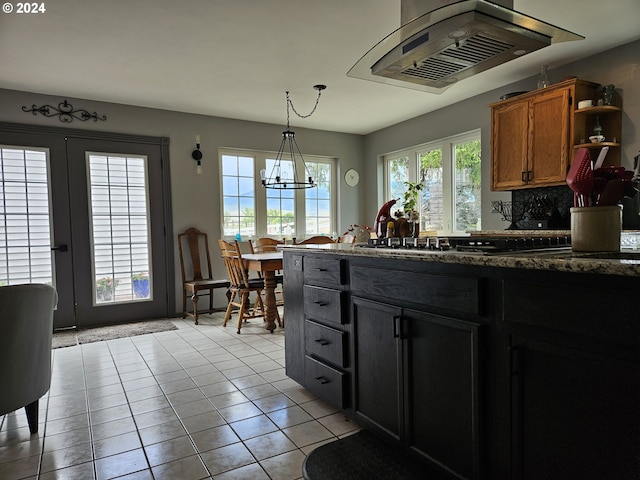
[
  {"left": 620, "top": 170, "right": 634, "bottom": 180},
  {"left": 632, "top": 151, "right": 640, "bottom": 180},
  {"left": 623, "top": 179, "right": 638, "bottom": 199},
  {"left": 593, "top": 146, "right": 609, "bottom": 170},
  {"left": 567, "top": 148, "right": 594, "bottom": 207},
  {"left": 592, "top": 176, "right": 607, "bottom": 205},
  {"left": 597, "top": 178, "right": 624, "bottom": 206}
]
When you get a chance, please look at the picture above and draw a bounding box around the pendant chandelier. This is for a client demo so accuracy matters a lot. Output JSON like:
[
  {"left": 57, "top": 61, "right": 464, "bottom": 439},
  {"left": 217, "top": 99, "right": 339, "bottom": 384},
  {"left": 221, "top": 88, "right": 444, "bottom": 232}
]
[{"left": 261, "top": 84, "right": 326, "bottom": 189}]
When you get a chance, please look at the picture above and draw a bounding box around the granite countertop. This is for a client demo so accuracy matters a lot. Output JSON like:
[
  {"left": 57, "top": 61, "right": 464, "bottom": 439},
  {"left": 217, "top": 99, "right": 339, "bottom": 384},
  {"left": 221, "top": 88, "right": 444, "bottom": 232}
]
[{"left": 281, "top": 243, "right": 640, "bottom": 277}]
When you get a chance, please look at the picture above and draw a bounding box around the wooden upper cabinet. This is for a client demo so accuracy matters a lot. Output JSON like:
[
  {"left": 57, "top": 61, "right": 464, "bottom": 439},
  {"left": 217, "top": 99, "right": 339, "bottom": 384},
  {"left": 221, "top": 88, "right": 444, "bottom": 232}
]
[
  {"left": 528, "top": 88, "right": 571, "bottom": 187},
  {"left": 490, "top": 78, "right": 601, "bottom": 191},
  {"left": 491, "top": 100, "right": 529, "bottom": 190}
]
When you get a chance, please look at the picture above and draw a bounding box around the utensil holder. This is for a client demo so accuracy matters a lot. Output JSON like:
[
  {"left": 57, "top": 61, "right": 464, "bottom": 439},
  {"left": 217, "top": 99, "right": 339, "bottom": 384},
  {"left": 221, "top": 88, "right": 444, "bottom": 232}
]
[{"left": 570, "top": 206, "right": 622, "bottom": 252}]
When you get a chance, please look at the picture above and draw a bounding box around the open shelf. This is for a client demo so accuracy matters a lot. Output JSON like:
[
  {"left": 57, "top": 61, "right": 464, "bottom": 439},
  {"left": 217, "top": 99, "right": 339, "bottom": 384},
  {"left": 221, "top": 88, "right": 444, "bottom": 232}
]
[{"left": 573, "top": 142, "right": 621, "bottom": 149}]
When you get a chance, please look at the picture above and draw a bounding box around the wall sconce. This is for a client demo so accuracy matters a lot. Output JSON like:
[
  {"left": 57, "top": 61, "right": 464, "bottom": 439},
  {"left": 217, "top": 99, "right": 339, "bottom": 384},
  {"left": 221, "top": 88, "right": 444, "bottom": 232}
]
[{"left": 192, "top": 135, "right": 203, "bottom": 175}]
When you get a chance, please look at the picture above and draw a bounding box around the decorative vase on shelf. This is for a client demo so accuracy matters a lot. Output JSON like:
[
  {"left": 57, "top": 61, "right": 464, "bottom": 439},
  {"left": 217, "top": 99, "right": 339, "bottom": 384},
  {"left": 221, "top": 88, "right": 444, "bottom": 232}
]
[
  {"left": 537, "top": 65, "right": 549, "bottom": 89},
  {"left": 592, "top": 116, "right": 603, "bottom": 136},
  {"left": 603, "top": 84, "right": 616, "bottom": 106}
]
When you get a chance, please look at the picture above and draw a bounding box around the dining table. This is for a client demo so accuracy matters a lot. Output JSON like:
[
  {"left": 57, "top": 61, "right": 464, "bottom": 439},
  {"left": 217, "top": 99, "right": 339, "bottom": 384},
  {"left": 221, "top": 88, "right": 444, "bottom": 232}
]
[{"left": 242, "top": 251, "right": 283, "bottom": 332}]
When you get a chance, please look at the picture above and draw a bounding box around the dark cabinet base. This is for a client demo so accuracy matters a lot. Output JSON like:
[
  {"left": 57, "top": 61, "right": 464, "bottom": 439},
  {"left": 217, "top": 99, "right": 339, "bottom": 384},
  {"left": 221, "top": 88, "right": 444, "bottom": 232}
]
[
  {"left": 284, "top": 251, "right": 640, "bottom": 480},
  {"left": 509, "top": 335, "right": 640, "bottom": 480}
]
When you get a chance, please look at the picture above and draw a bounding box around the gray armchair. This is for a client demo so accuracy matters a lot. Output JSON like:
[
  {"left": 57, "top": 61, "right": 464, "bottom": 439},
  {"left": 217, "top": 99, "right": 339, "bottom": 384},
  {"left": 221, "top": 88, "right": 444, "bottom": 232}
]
[{"left": 0, "top": 284, "right": 57, "bottom": 434}]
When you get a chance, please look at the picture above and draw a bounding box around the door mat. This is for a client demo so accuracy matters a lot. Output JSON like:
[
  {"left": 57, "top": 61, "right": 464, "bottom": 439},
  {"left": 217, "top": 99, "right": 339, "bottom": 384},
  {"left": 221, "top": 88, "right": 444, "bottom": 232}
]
[
  {"left": 52, "top": 319, "right": 178, "bottom": 349},
  {"left": 303, "top": 429, "right": 449, "bottom": 480}
]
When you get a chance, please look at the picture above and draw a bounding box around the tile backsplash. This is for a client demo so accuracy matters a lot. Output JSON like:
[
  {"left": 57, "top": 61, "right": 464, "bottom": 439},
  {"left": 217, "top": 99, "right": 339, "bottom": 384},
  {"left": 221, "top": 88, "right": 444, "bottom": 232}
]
[
  {"left": 511, "top": 186, "right": 574, "bottom": 229},
  {"left": 511, "top": 185, "right": 640, "bottom": 230}
]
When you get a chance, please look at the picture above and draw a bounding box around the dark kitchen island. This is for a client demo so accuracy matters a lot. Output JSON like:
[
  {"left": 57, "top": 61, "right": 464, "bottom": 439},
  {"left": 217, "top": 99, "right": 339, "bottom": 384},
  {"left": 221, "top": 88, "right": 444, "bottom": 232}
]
[{"left": 282, "top": 243, "right": 640, "bottom": 480}]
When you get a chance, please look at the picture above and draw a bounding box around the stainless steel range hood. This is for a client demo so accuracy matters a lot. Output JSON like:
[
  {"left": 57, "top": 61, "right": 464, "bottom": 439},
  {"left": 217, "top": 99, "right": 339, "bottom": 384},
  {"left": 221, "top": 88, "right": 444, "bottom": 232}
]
[{"left": 347, "top": 0, "right": 583, "bottom": 93}]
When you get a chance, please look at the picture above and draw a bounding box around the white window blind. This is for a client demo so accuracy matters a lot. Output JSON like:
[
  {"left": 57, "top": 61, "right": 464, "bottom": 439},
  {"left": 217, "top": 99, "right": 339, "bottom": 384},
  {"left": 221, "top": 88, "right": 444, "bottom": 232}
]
[
  {"left": 88, "top": 153, "right": 151, "bottom": 304},
  {"left": 0, "top": 146, "right": 53, "bottom": 286}
]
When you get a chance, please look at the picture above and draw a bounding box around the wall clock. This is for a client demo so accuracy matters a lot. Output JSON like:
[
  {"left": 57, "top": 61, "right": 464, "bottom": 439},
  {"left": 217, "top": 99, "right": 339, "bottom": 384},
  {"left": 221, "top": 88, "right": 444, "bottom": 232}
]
[{"left": 345, "top": 168, "right": 360, "bottom": 187}]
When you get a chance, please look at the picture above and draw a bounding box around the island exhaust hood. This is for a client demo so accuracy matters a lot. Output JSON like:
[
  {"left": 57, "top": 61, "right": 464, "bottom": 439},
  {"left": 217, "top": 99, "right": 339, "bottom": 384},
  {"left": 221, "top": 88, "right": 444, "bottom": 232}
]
[{"left": 347, "top": 0, "right": 583, "bottom": 93}]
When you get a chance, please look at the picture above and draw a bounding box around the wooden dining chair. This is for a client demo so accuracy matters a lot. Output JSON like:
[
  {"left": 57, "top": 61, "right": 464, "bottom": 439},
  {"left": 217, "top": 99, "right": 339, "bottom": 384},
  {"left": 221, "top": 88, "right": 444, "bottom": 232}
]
[
  {"left": 249, "top": 237, "right": 284, "bottom": 279},
  {"left": 295, "top": 235, "right": 336, "bottom": 245},
  {"left": 178, "top": 228, "right": 230, "bottom": 325},
  {"left": 218, "top": 239, "right": 266, "bottom": 334},
  {"left": 249, "top": 238, "right": 285, "bottom": 321},
  {"left": 251, "top": 237, "right": 284, "bottom": 253}
]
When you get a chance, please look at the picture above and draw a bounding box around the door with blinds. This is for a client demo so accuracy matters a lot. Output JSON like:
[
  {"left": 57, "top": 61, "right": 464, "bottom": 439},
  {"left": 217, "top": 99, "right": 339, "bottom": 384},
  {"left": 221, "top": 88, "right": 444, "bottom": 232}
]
[{"left": 0, "top": 124, "right": 173, "bottom": 329}]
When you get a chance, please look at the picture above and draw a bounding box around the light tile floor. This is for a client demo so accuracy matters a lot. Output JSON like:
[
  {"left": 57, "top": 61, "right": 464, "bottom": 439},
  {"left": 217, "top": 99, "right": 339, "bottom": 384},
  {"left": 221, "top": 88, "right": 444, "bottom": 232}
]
[{"left": 0, "top": 313, "right": 360, "bottom": 480}]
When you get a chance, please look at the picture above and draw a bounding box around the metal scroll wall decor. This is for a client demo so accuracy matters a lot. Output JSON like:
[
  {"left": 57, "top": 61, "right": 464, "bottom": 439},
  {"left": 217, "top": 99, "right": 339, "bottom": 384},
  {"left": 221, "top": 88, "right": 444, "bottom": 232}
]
[{"left": 22, "top": 99, "right": 107, "bottom": 123}]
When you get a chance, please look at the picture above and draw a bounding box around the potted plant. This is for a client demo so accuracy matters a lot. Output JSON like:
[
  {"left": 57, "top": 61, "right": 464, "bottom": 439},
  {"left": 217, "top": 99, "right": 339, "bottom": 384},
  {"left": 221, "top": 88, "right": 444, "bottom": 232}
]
[
  {"left": 398, "top": 181, "right": 423, "bottom": 237},
  {"left": 401, "top": 181, "right": 423, "bottom": 217},
  {"left": 132, "top": 272, "right": 150, "bottom": 298},
  {"left": 96, "top": 277, "right": 118, "bottom": 302}
]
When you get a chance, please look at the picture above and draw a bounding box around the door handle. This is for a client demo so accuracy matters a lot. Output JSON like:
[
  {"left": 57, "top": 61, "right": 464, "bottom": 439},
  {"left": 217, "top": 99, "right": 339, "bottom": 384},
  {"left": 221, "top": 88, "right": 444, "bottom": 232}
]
[{"left": 51, "top": 244, "right": 68, "bottom": 252}]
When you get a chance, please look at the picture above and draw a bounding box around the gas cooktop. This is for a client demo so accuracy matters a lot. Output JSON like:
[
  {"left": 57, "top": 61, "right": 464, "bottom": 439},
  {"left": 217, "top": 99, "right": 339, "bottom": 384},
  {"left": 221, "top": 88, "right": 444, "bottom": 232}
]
[{"left": 362, "top": 234, "right": 572, "bottom": 254}]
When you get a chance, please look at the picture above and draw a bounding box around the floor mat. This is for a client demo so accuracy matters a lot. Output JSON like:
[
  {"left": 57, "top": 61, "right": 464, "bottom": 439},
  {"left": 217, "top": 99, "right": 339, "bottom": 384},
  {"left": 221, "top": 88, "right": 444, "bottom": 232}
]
[
  {"left": 303, "top": 429, "right": 449, "bottom": 480},
  {"left": 52, "top": 319, "right": 178, "bottom": 348}
]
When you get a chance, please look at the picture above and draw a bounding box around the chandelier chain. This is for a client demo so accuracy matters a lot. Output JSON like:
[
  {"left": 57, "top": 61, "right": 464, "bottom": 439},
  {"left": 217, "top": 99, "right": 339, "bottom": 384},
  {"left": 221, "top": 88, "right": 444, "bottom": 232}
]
[{"left": 285, "top": 89, "right": 323, "bottom": 126}]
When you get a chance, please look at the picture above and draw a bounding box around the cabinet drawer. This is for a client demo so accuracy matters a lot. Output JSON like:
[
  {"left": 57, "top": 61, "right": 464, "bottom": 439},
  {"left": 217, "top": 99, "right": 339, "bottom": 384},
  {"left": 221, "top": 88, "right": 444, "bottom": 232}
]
[
  {"left": 303, "top": 256, "right": 345, "bottom": 287},
  {"left": 350, "top": 265, "right": 481, "bottom": 316},
  {"left": 304, "top": 355, "right": 347, "bottom": 408},
  {"left": 304, "top": 285, "right": 345, "bottom": 326},
  {"left": 305, "top": 320, "right": 347, "bottom": 368}
]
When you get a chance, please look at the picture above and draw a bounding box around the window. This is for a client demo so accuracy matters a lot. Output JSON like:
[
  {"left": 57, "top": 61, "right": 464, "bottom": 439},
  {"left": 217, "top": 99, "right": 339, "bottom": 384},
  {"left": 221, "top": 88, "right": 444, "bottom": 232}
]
[
  {"left": 385, "top": 130, "right": 481, "bottom": 235},
  {"left": 222, "top": 153, "right": 255, "bottom": 237},
  {"left": 265, "top": 158, "right": 295, "bottom": 237},
  {"left": 0, "top": 146, "right": 53, "bottom": 286},
  {"left": 304, "top": 160, "right": 332, "bottom": 235},
  {"left": 221, "top": 149, "right": 335, "bottom": 239},
  {"left": 88, "top": 153, "right": 151, "bottom": 304}
]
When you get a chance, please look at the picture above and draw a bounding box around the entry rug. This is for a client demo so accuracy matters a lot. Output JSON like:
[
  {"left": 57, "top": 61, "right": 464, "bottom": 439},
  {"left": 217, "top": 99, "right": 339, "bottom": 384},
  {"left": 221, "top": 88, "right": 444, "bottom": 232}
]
[
  {"left": 52, "top": 319, "right": 178, "bottom": 349},
  {"left": 303, "top": 429, "right": 449, "bottom": 480}
]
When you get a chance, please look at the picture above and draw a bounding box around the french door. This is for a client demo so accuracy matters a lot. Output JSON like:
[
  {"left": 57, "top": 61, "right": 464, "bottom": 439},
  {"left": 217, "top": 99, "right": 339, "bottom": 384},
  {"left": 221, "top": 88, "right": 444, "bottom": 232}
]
[{"left": 0, "top": 123, "right": 174, "bottom": 329}]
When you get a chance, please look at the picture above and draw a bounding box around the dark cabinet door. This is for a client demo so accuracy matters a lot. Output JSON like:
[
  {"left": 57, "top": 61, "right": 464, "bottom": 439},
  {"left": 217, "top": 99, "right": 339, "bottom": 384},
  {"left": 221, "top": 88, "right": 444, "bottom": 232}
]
[
  {"left": 509, "top": 336, "right": 640, "bottom": 480},
  {"left": 352, "top": 297, "right": 403, "bottom": 441},
  {"left": 404, "top": 309, "right": 482, "bottom": 480}
]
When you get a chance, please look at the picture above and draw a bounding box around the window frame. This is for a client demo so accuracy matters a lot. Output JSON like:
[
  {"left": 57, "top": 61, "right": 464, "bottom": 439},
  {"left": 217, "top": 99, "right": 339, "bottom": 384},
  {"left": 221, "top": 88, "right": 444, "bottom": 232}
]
[
  {"left": 219, "top": 148, "right": 336, "bottom": 239},
  {"left": 383, "top": 129, "right": 481, "bottom": 235}
]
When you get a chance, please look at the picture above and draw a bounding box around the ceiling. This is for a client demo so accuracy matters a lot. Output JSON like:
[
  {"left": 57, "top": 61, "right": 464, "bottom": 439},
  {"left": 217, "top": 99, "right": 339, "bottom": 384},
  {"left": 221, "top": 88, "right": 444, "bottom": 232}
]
[{"left": 1, "top": 0, "right": 639, "bottom": 135}]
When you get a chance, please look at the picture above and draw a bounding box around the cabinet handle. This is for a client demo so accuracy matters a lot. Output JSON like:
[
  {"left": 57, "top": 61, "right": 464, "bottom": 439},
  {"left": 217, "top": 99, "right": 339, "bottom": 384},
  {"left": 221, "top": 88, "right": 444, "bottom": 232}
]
[
  {"left": 314, "top": 338, "right": 330, "bottom": 346},
  {"left": 509, "top": 346, "right": 520, "bottom": 375},
  {"left": 314, "top": 376, "right": 330, "bottom": 384},
  {"left": 314, "top": 268, "right": 328, "bottom": 272},
  {"left": 527, "top": 170, "right": 533, "bottom": 182},
  {"left": 314, "top": 301, "right": 328, "bottom": 306},
  {"left": 521, "top": 171, "right": 527, "bottom": 182},
  {"left": 393, "top": 315, "right": 401, "bottom": 339}
]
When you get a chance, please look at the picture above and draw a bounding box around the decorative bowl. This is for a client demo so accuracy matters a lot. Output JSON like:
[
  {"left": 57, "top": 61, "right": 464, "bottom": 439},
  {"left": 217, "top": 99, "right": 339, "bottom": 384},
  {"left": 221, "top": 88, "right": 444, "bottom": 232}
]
[
  {"left": 578, "top": 99, "right": 593, "bottom": 109},
  {"left": 589, "top": 135, "right": 605, "bottom": 143}
]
